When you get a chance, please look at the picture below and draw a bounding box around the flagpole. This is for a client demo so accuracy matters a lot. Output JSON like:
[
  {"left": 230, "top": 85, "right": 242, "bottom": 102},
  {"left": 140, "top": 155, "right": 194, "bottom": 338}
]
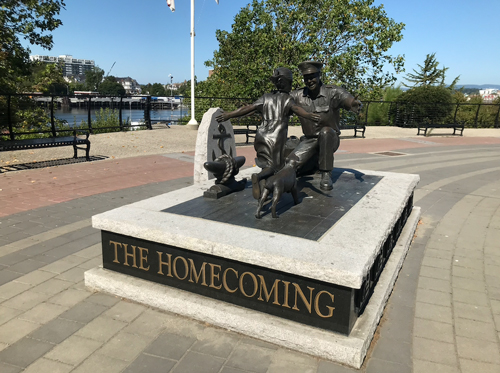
[{"left": 187, "top": 0, "right": 198, "bottom": 129}]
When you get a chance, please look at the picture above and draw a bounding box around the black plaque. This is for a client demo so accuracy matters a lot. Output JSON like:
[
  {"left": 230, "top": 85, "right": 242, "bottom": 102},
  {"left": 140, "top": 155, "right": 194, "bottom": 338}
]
[{"left": 102, "top": 230, "right": 357, "bottom": 335}]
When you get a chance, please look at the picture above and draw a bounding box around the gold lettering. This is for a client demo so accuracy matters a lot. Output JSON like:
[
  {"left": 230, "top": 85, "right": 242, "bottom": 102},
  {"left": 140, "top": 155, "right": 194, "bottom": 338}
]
[
  {"left": 257, "top": 275, "right": 280, "bottom": 305},
  {"left": 222, "top": 268, "right": 238, "bottom": 293},
  {"left": 188, "top": 259, "right": 208, "bottom": 286},
  {"left": 282, "top": 281, "right": 291, "bottom": 308},
  {"left": 239, "top": 272, "right": 258, "bottom": 298},
  {"left": 157, "top": 252, "right": 173, "bottom": 277},
  {"left": 292, "top": 283, "right": 314, "bottom": 313},
  {"left": 314, "top": 290, "right": 335, "bottom": 318},
  {"left": 173, "top": 256, "right": 189, "bottom": 280},
  {"left": 208, "top": 263, "right": 222, "bottom": 289},
  {"left": 123, "top": 244, "right": 138, "bottom": 268},
  {"left": 109, "top": 240, "right": 122, "bottom": 264},
  {"left": 138, "top": 247, "right": 149, "bottom": 271}
]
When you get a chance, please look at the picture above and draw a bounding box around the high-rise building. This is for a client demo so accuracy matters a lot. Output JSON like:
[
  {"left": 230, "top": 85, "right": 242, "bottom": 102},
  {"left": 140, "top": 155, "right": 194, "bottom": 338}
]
[{"left": 30, "top": 55, "right": 95, "bottom": 81}]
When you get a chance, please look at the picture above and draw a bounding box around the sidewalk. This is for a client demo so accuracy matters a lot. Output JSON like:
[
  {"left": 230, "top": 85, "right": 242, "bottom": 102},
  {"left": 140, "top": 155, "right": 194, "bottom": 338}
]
[{"left": 1, "top": 128, "right": 500, "bottom": 372}]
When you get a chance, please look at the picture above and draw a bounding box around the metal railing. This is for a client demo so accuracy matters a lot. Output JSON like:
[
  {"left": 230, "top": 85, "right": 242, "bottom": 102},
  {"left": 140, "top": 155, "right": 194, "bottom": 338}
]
[{"left": 1, "top": 94, "right": 499, "bottom": 141}]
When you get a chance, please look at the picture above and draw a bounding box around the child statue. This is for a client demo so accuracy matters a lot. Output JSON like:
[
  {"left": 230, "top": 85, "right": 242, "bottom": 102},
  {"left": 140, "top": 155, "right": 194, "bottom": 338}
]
[{"left": 216, "top": 67, "right": 319, "bottom": 199}]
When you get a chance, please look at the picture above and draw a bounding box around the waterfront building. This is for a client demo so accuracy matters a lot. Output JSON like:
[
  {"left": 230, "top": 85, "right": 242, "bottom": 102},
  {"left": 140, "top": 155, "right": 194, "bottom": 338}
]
[
  {"left": 116, "top": 77, "right": 141, "bottom": 94},
  {"left": 30, "top": 55, "right": 95, "bottom": 81}
]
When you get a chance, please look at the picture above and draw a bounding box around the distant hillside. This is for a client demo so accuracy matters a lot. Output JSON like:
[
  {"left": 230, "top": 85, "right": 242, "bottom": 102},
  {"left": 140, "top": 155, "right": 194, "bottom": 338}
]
[{"left": 459, "top": 84, "right": 500, "bottom": 89}]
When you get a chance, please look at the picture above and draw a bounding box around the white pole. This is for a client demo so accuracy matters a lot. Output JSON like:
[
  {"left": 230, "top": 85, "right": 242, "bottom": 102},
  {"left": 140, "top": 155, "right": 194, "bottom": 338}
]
[{"left": 187, "top": 0, "right": 198, "bottom": 129}]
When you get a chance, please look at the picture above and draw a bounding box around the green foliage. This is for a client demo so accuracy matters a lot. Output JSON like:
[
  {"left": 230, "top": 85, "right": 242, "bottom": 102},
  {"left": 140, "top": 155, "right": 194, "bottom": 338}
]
[
  {"left": 392, "top": 85, "right": 454, "bottom": 126},
  {"left": 200, "top": 0, "right": 405, "bottom": 99},
  {"left": 140, "top": 83, "right": 167, "bottom": 96},
  {"left": 364, "top": 86, "right": 403, "bottom": 125},
  {"left": 84, "top": 67, "right": 104, "bottom": 91},
  {"left": 403, "top": 53, "right": 459, "bottom": 89},
  {"left": 0, "top": 0, "right": 65, "bottom": 93},
  {"left": 98, "top": 76, "right": 126, "bottom": 96}
]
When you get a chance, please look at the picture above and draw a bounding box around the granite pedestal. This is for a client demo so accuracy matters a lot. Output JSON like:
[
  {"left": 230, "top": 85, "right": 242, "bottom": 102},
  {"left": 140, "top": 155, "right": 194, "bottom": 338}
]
[{"left": 85, "top": 167, "right": 420, "bottom": 368}]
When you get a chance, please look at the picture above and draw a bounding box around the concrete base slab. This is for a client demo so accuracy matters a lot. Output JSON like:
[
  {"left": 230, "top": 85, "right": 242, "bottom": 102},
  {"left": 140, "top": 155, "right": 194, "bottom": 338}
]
[{"left": 85, "top": 206, "right": 420, "bottom": 369}]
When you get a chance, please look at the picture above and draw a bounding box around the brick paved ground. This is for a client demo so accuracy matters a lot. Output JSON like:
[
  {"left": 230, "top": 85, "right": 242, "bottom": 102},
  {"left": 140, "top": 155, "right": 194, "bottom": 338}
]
[{"left": 1, "top": 130, "right": 500, "bottom": 372}]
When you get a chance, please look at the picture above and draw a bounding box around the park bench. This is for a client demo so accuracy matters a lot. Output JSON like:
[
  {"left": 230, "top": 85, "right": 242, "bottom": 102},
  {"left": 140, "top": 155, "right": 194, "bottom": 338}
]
[
  {"left": 417, "top": 120, "right": 464, "bottom": 136},
  {"left": 232, "top": 123, "right": 257, "bottom": 144},
  {"left": 0, "top": 130, "right": 91, "bottom": 160},
  {"left": 339, "top": 121, "right": 366, "bottom": 138}
]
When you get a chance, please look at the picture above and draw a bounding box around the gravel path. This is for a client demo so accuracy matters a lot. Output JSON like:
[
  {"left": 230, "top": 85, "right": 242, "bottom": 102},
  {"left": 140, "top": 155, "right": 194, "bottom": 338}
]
[{"left": 1, "top": 125, "right": 499, "bottom": 167}]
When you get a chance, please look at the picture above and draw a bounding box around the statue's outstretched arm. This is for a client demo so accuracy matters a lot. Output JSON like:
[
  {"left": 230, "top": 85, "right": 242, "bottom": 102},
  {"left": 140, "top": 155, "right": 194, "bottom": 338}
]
[
  {"left": 216, "top": 104, "right": 257, "bottom": 123},
  {"left": 290, "top": 105, "right": 320, "bottom": 122}
]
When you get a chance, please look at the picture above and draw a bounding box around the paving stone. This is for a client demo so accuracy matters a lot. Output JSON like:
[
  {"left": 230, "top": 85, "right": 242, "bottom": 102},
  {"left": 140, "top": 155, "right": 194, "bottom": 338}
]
[
  {"left": 421, "top": 256, "right": 451, "bottom": 270},
  {"left": 452, "top": 266, "right": 483, "bottom": 280},
  {"left": 98, "top": 331, "right": 152, "bottom": 362},
  {"left": 317, "top": 360, "right": 358, "bottom": 372},
  {"left": 44, "top": 335, "right": 103, "bottom": 366},
  {"left": 7, "top": 259, "right": 47, "bottom": 274},
  {"left": 413, "top": 337, "right": 457, "bottom": 366},
  {"left": 494, "top": 314, "right": 500, "bottom": 331},
  {"left": 29, "top": 317, "right": 83, "bottom": 344},
  {"left": 418, "top": 277, "right": 450, "bottom": 293},
  {"left": 0, "top": 362, "right": 22, "bottom": 373},
  {"left": 39, "top": 256, "right": 87, "bottom": 274},
  {"left": 419, "top": 265, "right": 451, "bottom": 281},
  {"left": 416, "top": 288, "right": 452, "bottom": 307},
  {"left": 415, "top": 301, "right": 452, "bottom": 324},
  {"left": 58, "top": 300, "right": 108, "bottom": 323},
  {"left": 0, "top": 337, "right": 54, "bottom": 368},
  {"left": 452, "top": 277, "right": 487, "bottom": 292},
  {"left": 266, "top": 348, "right": 318, "bottom": 373},
  {"left": 171, "top": 351, "right": 225, "bottom": 373},
  {"left": 455, "top": 317, "right": 498, "bottom": 342},
  {"left": 0, "top": 318, "right": 40, "bottom": 344},
  {"left": 190, "top": 327, "right": 240, "bottom": 359},
  {"left": 454, "top": 302, "right": 494, "bottom": 323},
  {"left": 0, "top": 281, "right": 31, "bottom": 300},
  {"left": 143, "top": 331, "right": 195, "bottom": 360},
  {"left": 491, "top": 299, "right": 500, "bottom": 315},
  {"left": 75, "top": 316, "right": 127, "bottom": 342},
  {"left": 379, "top": 304, "right": 413, "bottom": 342},
  {"left": 23, "top": 357, "right": 73, "bottom": 373},
  {"left": 77, "top": 257, "right": 102, "bottom": 270},
  {"left": 239, "top": 336, "right": 279, "bottom": 351},
  {"left": 122, "top": 353, "right": 177, "bottom": 373},
  {"left": 365, "top": 357, "right": 411, "bottom": 373},
  {"left": 0, "top": 270, "right": 23, "bottom": 285},
  {"left": 13, "top": 270, "right": 56, "bottom": 286},
  {"left": 18, "top": 302, "right": 68, "bottom": 324},
  {"left": 2, "top": 290, "right": 51, "bottom": 311},
  {"left": 453, "top": 287, "right": 490, "bottom": 307},
  {"left": 225, "top": 342, "right": 274, "bottom": 373},
  {"left": 413, "top": 317, "right": 454, "bottom": 343},
  {"left": 455, "top": 336, "right": 500, "bottom": 364},
  {"left": 101, "top": 300, "right": 146, "bottom": 322},
  {"left": 31, "top": 278, "right": 73, "bottom": 295},
  {"left": 71, "top": 353, "right": 130, "bottom": 373},
  {"left": 47, "top": 288, "right": 91, "bottom": 307},
  {"left": 0, "top": 306, "right": 23, "bottom": 326},
  {"left": 453, "top": 256, "right": 484, "bottom": 270},
  {"left": 413, "top": 359, "right": 459, "bottom": 373},
  {"left": 485, "top": 264, "right": 500, "bottom": 278},
  {"left": 73, "top": 244, "right": 101, "bottom": 259},
  {"left": 84, "top": 292, "right": 121, "bottom": 307},
  {"left": 121, "top": 308, "right": 167, "bottom": 338},
  {"left": 460, "top": 359, "right": 500, "bottom": 373}
]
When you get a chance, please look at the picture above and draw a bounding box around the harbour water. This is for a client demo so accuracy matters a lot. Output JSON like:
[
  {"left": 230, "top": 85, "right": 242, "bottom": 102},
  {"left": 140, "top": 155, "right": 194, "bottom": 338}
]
[{"left": 54, "top": 107, "right": 186, "bottom": 126}]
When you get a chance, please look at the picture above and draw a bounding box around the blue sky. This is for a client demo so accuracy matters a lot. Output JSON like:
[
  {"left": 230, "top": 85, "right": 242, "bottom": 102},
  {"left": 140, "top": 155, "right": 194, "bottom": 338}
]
[{"left": 24, "top": 0, "right": 500, "bottom": 87}]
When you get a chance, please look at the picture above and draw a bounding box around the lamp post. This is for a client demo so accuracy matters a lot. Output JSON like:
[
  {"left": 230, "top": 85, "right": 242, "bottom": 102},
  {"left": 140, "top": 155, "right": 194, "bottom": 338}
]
[
  {"left": 186, "top": 0, "right": 198, "bottom": 129},
  {"left": 168, "top": 74, "right": 173, "bottom": 96}
]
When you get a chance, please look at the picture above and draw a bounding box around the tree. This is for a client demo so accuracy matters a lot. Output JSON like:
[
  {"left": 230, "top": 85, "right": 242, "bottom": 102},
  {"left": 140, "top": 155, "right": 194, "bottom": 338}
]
[
  {"left": 84, "top": 67, "right": 104, "bottom": 91},
  {"left": 0, "top": 0, "right": 66, "bottom": 93},
  {"left": 403, "top": 53, "right": 459, "bottom": 89},
  {"left": 149, "top": 83, "right": 166, "bottom": 96},
  {"left": 200, "top": 0, "right": 405, "bottom": 99},
  {"left": 98, "top": 76, "right": 126, "bottom": 96}
]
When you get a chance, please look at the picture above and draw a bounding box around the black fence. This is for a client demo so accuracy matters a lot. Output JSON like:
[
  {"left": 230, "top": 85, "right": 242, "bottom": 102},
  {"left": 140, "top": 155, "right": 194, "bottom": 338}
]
[{"left": 1, "top": 94, "right": 499, "bottom": 141}]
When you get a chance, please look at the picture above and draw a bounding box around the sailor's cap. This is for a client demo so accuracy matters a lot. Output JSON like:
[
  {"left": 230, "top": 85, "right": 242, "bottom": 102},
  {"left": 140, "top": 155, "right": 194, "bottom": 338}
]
[
  {"left": 270, "top": 67, "right": 293, "bottom": 82},
  {"left": 298, "top": 61, "right": 323, "bottom": 75}
]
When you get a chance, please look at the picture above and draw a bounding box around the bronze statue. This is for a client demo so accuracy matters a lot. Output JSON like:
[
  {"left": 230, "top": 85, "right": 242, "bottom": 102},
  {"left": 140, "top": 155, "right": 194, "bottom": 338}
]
[
  {"left": 287, "top": 61, "right": 362, "bottom": 191},
  {"left": 256, "top": 160, "right": 298, "bottom": 219},
  {"left": 216, "top": 68, "right": 319, "bottom": 200}
]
